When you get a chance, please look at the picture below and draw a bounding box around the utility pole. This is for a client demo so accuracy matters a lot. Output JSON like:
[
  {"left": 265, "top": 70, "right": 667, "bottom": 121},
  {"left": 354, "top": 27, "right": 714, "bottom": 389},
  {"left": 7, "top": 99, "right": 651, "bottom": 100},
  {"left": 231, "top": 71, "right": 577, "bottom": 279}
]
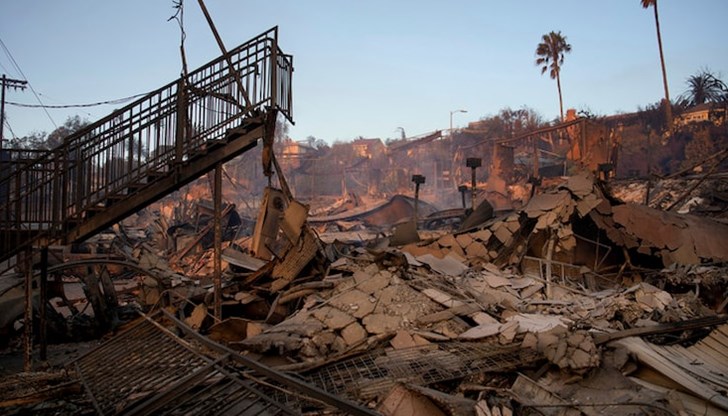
[{"left": 1, "top": 75, "right": 28, "bottom": 149}]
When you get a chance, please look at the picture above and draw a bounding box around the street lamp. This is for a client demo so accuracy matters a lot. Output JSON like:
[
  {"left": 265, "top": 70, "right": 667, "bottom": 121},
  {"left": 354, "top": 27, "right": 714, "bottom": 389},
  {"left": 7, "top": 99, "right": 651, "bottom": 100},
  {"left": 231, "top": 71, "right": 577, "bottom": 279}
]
[{"left": 449, "top": 109, "right": 467, "bottom": 136}]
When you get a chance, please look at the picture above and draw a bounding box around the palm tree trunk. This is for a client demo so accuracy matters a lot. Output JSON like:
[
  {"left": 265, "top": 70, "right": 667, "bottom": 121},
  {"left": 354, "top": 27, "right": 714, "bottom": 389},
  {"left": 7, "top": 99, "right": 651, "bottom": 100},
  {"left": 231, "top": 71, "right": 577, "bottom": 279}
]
[
  {"left": 653, "top": 0, "right": 673, "bottom": 130},
  {"left": 556, "top": 72, "right": 564, "bottom": 122}
]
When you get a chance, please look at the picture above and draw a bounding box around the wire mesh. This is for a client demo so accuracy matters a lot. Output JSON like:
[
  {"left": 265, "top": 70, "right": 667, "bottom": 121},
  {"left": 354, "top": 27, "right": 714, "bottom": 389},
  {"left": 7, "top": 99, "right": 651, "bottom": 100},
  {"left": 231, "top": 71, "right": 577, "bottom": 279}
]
[
  {"left": 305, "top": 341, "right": 542, "bottom": 400},
  {"left": 72, "top": 317, "right": 305, "bottom": 416}
]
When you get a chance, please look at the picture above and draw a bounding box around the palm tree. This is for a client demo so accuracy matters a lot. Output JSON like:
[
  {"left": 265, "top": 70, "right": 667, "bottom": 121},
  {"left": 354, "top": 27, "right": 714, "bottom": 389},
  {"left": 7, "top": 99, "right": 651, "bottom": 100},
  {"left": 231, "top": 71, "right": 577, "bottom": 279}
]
[
  {"left": 681, "top": 69, "right": 727, "bottom": 106},
  {"left": 641, "top": 0, "right": 673, "bottom": 130},
  {"left": 535, "top": 31, "right": 572, "bottom": 122}
]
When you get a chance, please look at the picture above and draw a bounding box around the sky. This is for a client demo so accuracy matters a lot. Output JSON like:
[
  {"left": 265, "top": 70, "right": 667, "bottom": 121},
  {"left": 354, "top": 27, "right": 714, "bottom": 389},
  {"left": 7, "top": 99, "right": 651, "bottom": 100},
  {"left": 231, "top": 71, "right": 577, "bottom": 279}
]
[{"left": 1, "top": 1, "right": 727, "bottom": 144}]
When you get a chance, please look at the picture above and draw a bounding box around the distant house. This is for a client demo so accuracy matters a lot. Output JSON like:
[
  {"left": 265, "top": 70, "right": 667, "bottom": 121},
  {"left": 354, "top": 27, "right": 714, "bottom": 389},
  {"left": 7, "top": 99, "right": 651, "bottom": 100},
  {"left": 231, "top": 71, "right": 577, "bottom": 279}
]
[
  {"left": 281, "top": 140, "right": 315, "bottom": 157},
  {"left": 351, "top": 138, "right": 385, "bottom": 159},
  {"left": 280, "top": 139, "right": 316, "bottom": 169},
  {"left": 676, "top": 103, "right": 726, "bottom": 126}
]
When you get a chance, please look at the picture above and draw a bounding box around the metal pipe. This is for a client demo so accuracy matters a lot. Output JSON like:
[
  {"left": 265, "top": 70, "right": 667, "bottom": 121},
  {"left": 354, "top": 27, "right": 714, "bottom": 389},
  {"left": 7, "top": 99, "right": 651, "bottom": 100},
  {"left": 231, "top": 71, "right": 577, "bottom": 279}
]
[
  {"left": 40, "top": 246, "right": 48, "bottom": 361},
  {"left": 23, "top": 249, "right": 32, "bottom": 372},
  {"left": 471, "top": 168, "right": 477, "bottom": 210},
  {"left": 411, "top": 174, "right": 425, "bottom": 222},
  {"left": 214, "top": 162, "right": 222, "bottom": 320},
  {"left": 466, "top": 158, "right": 481, "bottom": 211}
]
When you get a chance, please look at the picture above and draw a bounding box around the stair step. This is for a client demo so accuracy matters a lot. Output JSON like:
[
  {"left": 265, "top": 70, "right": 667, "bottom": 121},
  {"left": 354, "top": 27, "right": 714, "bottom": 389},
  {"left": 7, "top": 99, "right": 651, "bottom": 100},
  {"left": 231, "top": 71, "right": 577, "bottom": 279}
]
[
  {"left": 127, "top": 182, "right": 146, "bottom": 191},
  {"left": 205, "top": 139, "right": 225, "bottom": 149},
  {"left": 84, "top": 205, "right": 105, "bottom": 213},
  {"left": 64, "top": 218, "right": 82, "bottom": 230}
]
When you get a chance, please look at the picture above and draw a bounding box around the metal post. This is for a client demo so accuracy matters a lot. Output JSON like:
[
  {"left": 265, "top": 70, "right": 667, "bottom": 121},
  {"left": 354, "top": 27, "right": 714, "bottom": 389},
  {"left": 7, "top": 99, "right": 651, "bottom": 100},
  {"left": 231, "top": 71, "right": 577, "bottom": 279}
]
[
  {"left": 39, "top": 247, "right": 48, "bottom": 361},
  {"left": 175, "top": 79, "right": 187, "bottom": 164},
  {"left": 213, "top": 162, "right": 222, "bottom": 320},
  {"left": 411, "top": 174, "right": 425, "bottom": 222},
  {"left": 466, "top": 158, "right": 481, "bottom": 211},
  {"left": 645, "top": 129, "right": 652, "bottom": 206},
  {"left": 23, "top": 249, "right": 32, "bottom": 372},
  {"left": 458, "top": 185, "right": 468, "bottom": 209},
  {"left": 471, "top": 169, "right": 476, "bottom": 209},
  {"left": 271, "top": 27, "right": 278, "bottom": 110}
]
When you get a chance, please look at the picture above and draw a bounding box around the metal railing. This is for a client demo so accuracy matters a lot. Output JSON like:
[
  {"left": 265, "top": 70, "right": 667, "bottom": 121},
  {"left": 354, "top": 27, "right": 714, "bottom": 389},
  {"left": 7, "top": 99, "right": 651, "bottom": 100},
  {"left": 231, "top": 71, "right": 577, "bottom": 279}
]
[{"left": 0, "top": 27, "right": 292, "bottom": 260}]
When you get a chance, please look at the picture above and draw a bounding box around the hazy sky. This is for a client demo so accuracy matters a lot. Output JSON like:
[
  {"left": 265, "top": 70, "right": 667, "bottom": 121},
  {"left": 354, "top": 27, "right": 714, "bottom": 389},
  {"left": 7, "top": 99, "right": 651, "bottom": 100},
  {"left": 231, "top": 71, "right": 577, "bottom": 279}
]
[{"left": 1, "top": 1, "right": 727, "bottom": 144}]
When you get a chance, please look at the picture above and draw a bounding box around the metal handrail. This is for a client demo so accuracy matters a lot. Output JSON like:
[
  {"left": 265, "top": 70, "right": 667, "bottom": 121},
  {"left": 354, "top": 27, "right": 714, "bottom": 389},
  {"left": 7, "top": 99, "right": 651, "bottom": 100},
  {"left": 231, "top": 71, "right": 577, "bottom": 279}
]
[{"left": 0, "top": 27, "right": 292, "bottom": 260}]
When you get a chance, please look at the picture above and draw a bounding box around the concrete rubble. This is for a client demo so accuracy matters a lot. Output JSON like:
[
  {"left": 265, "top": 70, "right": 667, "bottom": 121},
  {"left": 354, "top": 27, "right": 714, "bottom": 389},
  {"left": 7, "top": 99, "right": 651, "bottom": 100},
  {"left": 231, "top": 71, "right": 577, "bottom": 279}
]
[{"left": 2, "top": 171, "right": 728, "bottom": 415}]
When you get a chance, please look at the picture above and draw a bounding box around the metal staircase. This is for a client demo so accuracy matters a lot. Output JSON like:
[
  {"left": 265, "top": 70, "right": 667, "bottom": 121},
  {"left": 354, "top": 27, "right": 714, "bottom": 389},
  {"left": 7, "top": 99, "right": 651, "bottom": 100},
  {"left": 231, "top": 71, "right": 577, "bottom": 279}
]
[{"left": 0, "top": 27, "right": 292, "bottom": 263}]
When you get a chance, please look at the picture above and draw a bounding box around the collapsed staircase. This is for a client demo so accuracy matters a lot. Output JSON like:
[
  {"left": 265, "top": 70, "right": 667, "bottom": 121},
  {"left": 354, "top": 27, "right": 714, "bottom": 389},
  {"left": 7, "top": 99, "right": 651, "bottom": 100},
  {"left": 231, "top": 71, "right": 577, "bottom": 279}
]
[{"left": 0, "top": 27, "right": 293, "bottom": 263}]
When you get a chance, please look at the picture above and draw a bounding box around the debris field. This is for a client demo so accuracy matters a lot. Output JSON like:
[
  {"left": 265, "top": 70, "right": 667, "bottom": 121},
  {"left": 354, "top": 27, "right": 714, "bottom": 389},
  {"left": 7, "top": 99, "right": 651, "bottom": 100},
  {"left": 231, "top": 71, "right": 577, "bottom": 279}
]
[{"left": 2, "top": 170, "right": 727, "bottom": 416}]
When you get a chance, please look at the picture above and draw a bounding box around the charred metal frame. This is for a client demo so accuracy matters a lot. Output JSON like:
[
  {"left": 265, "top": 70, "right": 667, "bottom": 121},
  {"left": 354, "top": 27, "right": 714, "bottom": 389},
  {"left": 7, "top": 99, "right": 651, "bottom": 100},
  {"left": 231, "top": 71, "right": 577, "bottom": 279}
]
[
  {"left": 0, "top": 27, "right": 293, "bottom": 263},
  {"left": 71, "top": 310, "right": 378, "bottom": 416},
  {"left": 305, "top": 341, "right": 542, "bottom": 401}
]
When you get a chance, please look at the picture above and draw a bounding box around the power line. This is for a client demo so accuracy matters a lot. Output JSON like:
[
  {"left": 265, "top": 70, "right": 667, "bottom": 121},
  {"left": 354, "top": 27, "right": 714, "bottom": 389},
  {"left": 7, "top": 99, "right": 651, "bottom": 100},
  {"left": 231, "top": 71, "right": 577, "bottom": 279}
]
[
  {"left": 3, "top": 118, "right": 18, "bottom": 140},
  {"left": 0, "top": 60, "right": 14, "bottom": 76},
  {"left": 7, "top": 92, "right": 148, "bottom": 109},
  {"left": 0, "top": 37, "right": 57, "bottom": 129}
]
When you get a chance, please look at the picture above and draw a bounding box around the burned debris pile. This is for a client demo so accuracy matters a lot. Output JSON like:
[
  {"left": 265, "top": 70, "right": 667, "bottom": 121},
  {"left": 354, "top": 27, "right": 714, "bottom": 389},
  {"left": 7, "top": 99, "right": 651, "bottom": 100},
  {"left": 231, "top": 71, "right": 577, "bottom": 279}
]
[{"left": 2, "top": 171, "right": 728, "bottom": 415}]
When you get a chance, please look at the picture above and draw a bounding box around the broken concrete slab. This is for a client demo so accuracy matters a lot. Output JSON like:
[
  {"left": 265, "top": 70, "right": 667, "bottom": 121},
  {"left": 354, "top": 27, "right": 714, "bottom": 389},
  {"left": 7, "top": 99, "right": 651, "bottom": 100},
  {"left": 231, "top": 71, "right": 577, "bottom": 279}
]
[
  {"left": 377, "top": 384, "right": 447, "bottom": 416},
  {"left": 524, "top": 192, "right": 570, "bottom": 218},
  {"left": 362, "top": 313, "right": 403, "bottom": 334},
  {"left": 563, "top": 172, "right": 594, "bottom": 198},
  {"left": 507, "top": 313, "right": 570, "bottom": 334},
  {"left": 390, "top": 220, "right": 421, "bottom": 247},
  {"left": 611, "top": 202, "right": 728, "bottom": 265},
  {"left": 222, "top": 248, "right": 267, "bottom": 271},
  {"left": 465, "top": 241, "right": 489, "bottom": 260},
  {"left": 357, "top": 270, "right": 392, "bottom": 294},
  {"left": 455, "top": 233, "right": 473, "bottom": 249},
  {"left": 420, "top": 288, "right": 466, "bottom": 308},
  {"left": 207, "top": 317, "right": 250, "bottom": 344},
  {"left": 329, "top": 288, "right": 377, "bottom": 319},
  {"left": 312, "top": 306, "right": 356, "bottom": 330},
  {"left": 510, "top": 375, "right": 582, "bottom": 416},
  {"left": 341, "top": 321, "right": 368, "bottom": 346},
  {"left": 185, "top": 303, "right": 208, "bottom": 330},
  {"left": 458, "top": 323, "right": 501, "bottom": 340},
  {"left": 416, "top": 254, "right": 468, "bottom": 276},
  {"left": 280, "top": 199, "right": 309, "bottom": 244},
  {"left": 634, "top": 282, "right": 673, "bottom": 312},
  {"left": 390, "top": 330, "right": 430, "bottom": 349}
]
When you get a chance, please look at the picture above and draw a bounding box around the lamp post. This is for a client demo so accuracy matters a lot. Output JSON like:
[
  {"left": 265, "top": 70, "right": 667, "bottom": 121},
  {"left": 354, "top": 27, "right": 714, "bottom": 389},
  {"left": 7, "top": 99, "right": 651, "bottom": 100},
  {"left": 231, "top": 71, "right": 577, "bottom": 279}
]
[{"left": 449, "top": 109, "right": 467, "bottom": 137}]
